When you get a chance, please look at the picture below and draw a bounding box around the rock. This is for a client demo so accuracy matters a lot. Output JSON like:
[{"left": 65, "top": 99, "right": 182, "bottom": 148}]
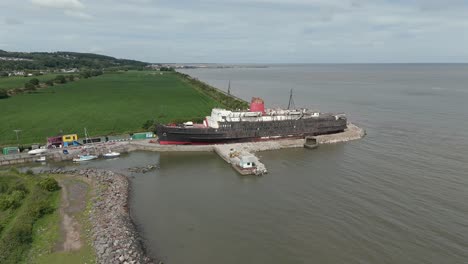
[{"left": 80, "top": 169, "right": 157, "bottom": 264}]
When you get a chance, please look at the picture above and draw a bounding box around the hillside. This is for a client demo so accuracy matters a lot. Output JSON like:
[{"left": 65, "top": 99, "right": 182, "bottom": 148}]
[{"left": 0, "top": 50, "right": 149, "bottom": 71}]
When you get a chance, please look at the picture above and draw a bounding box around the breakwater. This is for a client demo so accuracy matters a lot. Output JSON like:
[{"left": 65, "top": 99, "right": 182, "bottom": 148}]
[{"left": 39, "top": 168, "right": 156, "bottom": 264}]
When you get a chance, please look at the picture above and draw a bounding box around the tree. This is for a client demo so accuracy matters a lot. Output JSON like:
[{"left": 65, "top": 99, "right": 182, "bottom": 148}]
[
  {"left": 91, "top": 70, "right": 103, "bottom": 76},
  {"left": 0, "top": 89, "right": 9, "bottom": 99},
  {"left": 0, "top": 71, "right": 8, "bottom": 77},
  {"left": 38, "top": 177, "right": 60, "bottom": 192},
  {"left": 160, "top": 67, "right": 175, "bottom": 72},
  {"left": 142, "top": 119, "right": 155, "bottom": 130},
  {"left": 67, "top": 75, "right": 75, "bottom": 81},
  {"left": 45, "top": 80, "right": 54, "bottom": 86},
  {"left": 54, "top": 75, "right": 66, "bottom": 84},
  {"left": 24, "top": 82, "right": 36, "bottom": 91},
  {"left": 29, "top": 78, "right": 39, "bottom": 86},
  {"left": 80, "top": 71, "right": 91, "bottom": 79}
]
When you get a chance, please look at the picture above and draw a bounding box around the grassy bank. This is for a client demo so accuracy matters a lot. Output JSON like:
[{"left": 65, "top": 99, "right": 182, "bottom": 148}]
[
  {"left": 177, "top": 72, "right": 249, "bottom": 110},
  {"left": 0, "top": 71, "right": 223, "bottom": 145},
  {"left": 27, "top": 176, "right": 95, "bottom": 264},
  {"left": 0, "top": 170, "right": 60, "bottom": 263}
]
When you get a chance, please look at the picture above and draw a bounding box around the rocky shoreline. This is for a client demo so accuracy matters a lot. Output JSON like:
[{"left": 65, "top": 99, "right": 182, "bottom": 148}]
[{"left": 40, "top": 168, "right": 156, "bottom": 264}]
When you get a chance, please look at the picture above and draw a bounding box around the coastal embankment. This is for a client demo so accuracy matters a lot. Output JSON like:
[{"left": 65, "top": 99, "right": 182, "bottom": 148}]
[
  {"left": 40, "top": 168, "right": 156, "bottom": 264},
  {"left": 176, "top": 72, "right": 249, "bottom": 110}
]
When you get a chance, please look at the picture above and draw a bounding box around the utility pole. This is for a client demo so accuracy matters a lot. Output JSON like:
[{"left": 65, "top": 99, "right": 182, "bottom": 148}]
[
  {"left": 227, "top": 80, "right": 231, "bottom": 95},
  {"left": 287, "top": 89, "right": 295, "bottom": 109},
  {"left": 13, "top": 129, "right": 21, "bottom": 146}
]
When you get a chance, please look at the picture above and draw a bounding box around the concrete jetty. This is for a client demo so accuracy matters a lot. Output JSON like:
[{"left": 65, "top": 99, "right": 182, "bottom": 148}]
[{"left": 0, "top": 123, "right": 365, "bottom": 175}]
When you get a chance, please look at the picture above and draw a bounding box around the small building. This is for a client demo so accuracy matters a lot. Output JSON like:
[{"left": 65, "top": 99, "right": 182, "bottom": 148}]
[
  {"left": 62, "top": 134, "right": 78, "bottom": 143},
  {"left": 62, "top": 134, "right": 80, "bottom": 147},
  {"left": 132, "top": 132, "right": 154, "bottom": 140},
  {"left": 239, "top": 155, "right": 257, "bottom": 169},
  {"left": 83, "top": 137, "right": 101, "bottom": 144},
  {"left": 47, "top": 136, "right": 63, "bottom": 148},
  {"left": 3, "top": 147, "right": 19, "bottom": 155}
]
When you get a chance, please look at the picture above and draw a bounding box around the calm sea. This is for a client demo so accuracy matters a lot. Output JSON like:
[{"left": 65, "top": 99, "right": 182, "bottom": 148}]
[{"left": 44, "top": 64, "right": 468, "bottom": 263}]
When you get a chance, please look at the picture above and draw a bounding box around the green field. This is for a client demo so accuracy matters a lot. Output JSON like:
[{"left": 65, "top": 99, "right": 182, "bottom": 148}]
[
  {"left": 0, "top": 71, "right": 223, "bottom": 145},
  {"left": 0, "top": 74, "right": 66, "bottom": 91}
]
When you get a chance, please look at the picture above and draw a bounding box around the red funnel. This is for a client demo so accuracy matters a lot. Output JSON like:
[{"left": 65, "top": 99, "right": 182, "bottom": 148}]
[{"left": 250, "top": 97, "right": 265, "bottom": 114}]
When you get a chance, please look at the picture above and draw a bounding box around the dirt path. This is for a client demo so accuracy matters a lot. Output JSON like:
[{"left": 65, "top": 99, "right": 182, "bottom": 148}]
[{"left": 56, "top": 177, "right": 90, "bottom": 252}]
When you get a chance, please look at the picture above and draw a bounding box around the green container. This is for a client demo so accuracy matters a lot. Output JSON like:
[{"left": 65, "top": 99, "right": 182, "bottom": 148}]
[
  {"left": 132, "top": 132, "right": 154, "bottom": 140},
  {"left": 3, "top": 147, "right": 19, "bottom": 155}
]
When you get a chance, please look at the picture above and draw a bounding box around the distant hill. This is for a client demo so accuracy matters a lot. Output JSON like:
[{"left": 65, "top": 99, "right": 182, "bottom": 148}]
[{"left": 0, "top": 50, "right": 149, "bottom": 71}]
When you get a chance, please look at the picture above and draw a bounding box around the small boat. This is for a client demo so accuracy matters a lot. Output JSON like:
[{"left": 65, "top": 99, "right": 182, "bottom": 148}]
[
  {"left": 304, "top": 137, "right": 319, "bottom": 149},
  {"left": 36, "top": 156, "right": 46, "bottom": 162},
  {"left": 73, "top": 154, "right": 98, "bottom": 162},
  {"left": 103, "top": 151, "right": 120, "bottom": 158},
  {"left": 28, "top": 148, "right": 47, "bottom": 155}
]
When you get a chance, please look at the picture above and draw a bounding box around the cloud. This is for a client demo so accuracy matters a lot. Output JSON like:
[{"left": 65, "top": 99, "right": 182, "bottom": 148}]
[
  {"left": 2, "top": 0, "right": 468, "bottom": 62},
  {"left": 64, "top": 10, "right": 93, "bottom": 19},
  {"left": 4, "top": 18, "right": 23, "bottom": 25},
  {"left": 31, "top": 0, "right": 84, "bottom": 10},
  {"left": 31, "top": 0, "right": 91, "bottom": 20}
]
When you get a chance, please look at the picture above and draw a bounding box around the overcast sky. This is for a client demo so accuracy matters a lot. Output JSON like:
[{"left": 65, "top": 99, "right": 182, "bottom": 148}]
[{"left": 1, "top": 0, "right": 468, "bottom": 63}]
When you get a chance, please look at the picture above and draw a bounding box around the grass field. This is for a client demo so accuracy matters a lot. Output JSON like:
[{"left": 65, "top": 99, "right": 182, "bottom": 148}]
[
  {"left": 0, "top": 71, "right": 223, "bottom": 145},
  {"left": 0, "top": 74, "right": 66, "bottom": 91}
]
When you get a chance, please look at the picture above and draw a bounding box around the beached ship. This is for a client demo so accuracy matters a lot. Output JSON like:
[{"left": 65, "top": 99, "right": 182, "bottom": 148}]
[{"left": 156, "top": 97, "right": 347, "bottom": 145}]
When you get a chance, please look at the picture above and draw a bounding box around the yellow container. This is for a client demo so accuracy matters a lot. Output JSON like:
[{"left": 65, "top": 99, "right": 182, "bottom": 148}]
[{"left": 62, "top": 134, "right": 78, "bottom": 143}]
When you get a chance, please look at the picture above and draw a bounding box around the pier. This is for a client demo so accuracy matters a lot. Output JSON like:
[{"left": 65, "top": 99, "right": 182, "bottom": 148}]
[{"left": 0, "top": 123, "right": 365, "bottom": 175}]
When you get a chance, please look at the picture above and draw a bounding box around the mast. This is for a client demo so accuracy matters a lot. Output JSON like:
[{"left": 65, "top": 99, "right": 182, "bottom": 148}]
[
  {"left": 287, "top": 89, "right": 295, "bottom": 109},
  {"left": 84, "top": 128, "right": 97, "bottom": 154}
]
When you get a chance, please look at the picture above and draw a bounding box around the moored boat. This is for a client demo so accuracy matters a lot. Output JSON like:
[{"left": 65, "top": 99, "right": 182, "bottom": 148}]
[
  {"left": 304, "top": 137, "right": 319, "bottom": 149},
  {"left": 28, "top": 148, "right": 48, "bottom": 155},
  {"left": 103, "top": 151, "right": 120, "bottom": 158},
  {"left": 73, "top": 154, "right": 98, "bottom": 162},
  {"left": 36, "top": 156, "right": 46, "bottom": 162},
  {"left": 156, "top": 97, "right": 347, "bottom": 145}
]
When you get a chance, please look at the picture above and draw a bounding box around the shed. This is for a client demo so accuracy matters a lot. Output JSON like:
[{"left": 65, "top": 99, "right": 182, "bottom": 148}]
[
  {"left": 62, "top": 134, "right": 78, "bottom": 143},
  {"left": 132, "top": 132, "right": 154, "bottom": 140},
  {"left": 3, "top": 147, "right": 19, "bottom": 155},
  {"left": 239, "top": 155, "right": 257, "bottom": 169},
  {"left": 47, "top": 135, "right": 63, "bottom": 148}
]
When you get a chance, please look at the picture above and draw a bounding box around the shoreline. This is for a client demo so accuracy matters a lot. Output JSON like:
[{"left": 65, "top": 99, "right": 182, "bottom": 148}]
[
  {"left": 41, "top": 168, "right": 157, "bottom": 264},
  {"left": 0, "top": 122, "right": 366, "bottom": 167},
  {"left": 32, "top": 123, "right": 365, "bottom": 262}
]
